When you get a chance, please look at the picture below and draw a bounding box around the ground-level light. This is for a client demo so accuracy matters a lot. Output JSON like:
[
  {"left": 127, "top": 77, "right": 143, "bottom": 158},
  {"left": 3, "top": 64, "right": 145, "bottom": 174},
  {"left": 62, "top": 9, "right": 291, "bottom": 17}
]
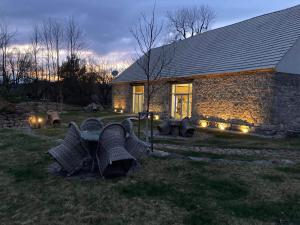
[
  {"left": 199, "top": 120, "right": 209, "bottom": 128},
  {"left": 28, "top": 115, "right": 44, "bottom": 129},
  {"left": 240, "top": 125, "right": 250, "bottom": 133},
  {"left": 154, "top": 115, "right": 160, "bottom": 120},
  {"left": 217, "top": 122, "right": 229, "bottom": 131}
]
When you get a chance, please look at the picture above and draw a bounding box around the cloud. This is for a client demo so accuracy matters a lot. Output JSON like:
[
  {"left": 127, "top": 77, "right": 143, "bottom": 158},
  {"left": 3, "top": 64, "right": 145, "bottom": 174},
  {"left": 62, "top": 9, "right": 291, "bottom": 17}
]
[{"left": 1, "top": 0, "right": 299, "bottom": 67}]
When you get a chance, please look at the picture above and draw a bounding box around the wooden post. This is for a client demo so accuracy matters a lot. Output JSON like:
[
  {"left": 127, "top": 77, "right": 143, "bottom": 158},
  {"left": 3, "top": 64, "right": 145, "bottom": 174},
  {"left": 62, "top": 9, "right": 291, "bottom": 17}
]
[
  {"left": 151, "top": 112, "right": 153, "bottom": 152},
  {"left": 138, "top": 112, "right": 141, "bottom": 138}
]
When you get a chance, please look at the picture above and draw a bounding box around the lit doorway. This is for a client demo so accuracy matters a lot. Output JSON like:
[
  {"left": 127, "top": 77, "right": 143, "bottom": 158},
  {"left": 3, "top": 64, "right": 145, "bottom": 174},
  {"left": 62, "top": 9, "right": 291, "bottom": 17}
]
[
  {"left": 171, "top": 83, "right": 192, "bottom": 119},
  {"left": 132, "top": 85, "right": 144, "bottom": 113}
]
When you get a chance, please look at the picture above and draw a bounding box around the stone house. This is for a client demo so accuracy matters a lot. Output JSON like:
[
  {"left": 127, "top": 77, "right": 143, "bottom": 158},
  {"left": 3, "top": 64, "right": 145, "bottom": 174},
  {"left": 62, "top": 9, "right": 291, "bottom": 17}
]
[{"left": 112, "top": 5, "right": 300, "bottom": 134}]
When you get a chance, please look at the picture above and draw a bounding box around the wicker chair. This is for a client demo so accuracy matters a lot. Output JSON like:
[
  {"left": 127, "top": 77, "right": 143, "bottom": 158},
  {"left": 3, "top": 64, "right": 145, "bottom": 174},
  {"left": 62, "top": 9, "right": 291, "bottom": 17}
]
[
  {"left": 48, "top": 122, "right": 89, "bottom": 175},
  {"left": 180, "top": 117, "right": 195, "bottom": 137},
  {"left": 96, "top": 123, "right": 136, "bottom": 178},
  {"left": 80, "top": 118, "right": 104, "bottom": 131},
  {"left": 157, "top": 119, "right": 171, "bottom": 135},
  {"left": 121, "top": 118, "right": 150, "bottom": 159},
  {"left": 47, "top": 110, "right": 61, "bottom": 125},
  {"left": 121, "top": 118, "right": 134, "bottom": 135}
]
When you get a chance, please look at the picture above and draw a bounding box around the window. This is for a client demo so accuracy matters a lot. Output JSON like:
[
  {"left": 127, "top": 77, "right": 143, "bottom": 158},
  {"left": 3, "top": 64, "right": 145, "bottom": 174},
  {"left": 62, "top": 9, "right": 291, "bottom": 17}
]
[
  {"left": 171, "top": 83, "right": 192, "bottom": 119},
  {"left": 132, "top": 85, "right": 144, "bottom": 113}
]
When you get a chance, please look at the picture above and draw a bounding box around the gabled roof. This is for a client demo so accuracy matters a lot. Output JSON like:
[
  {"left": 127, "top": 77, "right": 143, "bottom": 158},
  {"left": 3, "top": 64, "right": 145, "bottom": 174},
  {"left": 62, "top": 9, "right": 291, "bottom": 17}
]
[{"left": 114, "top": 5, "right": 300, "bottom": 83}]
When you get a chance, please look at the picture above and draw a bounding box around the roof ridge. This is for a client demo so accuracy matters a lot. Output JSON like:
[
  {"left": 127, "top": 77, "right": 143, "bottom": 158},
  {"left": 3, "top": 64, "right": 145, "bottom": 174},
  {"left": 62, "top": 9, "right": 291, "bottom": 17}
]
[
  {"left": 174, "top": 4, "right": 300, "bottom": 43},
  {"left": 114, "top": 4, "right": 300, "bottom": 83},
  {"left": 150, "top": 4, "right": 300, "bottom": 52}
]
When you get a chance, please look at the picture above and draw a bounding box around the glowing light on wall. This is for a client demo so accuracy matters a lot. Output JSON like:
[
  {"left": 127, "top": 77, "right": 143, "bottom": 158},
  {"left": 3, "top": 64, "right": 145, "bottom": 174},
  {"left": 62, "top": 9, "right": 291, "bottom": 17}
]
[
  {"left": 199, "top": 120, "right": 209, "bottom": 128},
  {"left": 28, "top": 115, "right": 44, "bottom": 129},
  {"left": 240, "top": 125, "right": 250, "bottom": 133},
  {"left": 154, "top": 115, "right": 160, "bottom": 120},
  {"left": 217, "top": 122, "right": 229, "bottom": 131}
]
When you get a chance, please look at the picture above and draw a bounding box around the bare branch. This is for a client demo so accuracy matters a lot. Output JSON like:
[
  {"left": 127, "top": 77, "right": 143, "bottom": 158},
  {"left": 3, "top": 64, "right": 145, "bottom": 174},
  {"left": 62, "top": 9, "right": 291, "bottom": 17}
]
[{"left": 167, "top": 5, "right": 216, "bottom": 41}]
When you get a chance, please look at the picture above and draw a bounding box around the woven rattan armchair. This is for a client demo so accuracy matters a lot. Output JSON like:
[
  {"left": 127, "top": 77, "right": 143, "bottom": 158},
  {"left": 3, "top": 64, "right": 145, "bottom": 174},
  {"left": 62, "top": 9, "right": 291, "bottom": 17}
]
[
  {"left": 157, "top": 119, "right": 171, "bottom": 135},
  {"left": 122, "top": 118, "right": 150, "bottom": 159},
  {"left": 96, "top": 123, "right": 136, "bottom": 178},
  {"left": 48, "top": 122, "right": 89, "bottom": 175},
  {"left": 80, "top": 118, "right": 104, "bottom": 131},
  {"left": 180, "top": 117, "right": 195, "bottom": 137}
]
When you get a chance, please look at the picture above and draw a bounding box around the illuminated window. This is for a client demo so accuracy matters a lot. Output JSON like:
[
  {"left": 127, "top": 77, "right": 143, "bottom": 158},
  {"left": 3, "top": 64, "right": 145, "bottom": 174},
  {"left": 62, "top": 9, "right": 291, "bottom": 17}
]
[
  {"left": 171, "top": 83, "right": 192, "bottom": 119},
  {"left": 132, "top": 85, "right": 144, "bottom": 113}
]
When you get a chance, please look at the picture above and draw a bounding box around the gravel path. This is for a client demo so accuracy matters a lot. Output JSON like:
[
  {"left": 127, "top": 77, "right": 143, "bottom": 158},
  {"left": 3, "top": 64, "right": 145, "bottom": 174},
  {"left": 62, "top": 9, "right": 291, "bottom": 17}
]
[{"left": 153, "top": 143, "right": 300, "bottom": 163}]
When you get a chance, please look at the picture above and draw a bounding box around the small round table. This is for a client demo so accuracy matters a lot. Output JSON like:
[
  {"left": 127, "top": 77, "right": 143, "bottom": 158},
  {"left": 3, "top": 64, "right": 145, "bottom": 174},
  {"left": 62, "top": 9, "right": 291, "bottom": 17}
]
[{"left": 80, "top": 130, "right": 102, "bottom": 172}]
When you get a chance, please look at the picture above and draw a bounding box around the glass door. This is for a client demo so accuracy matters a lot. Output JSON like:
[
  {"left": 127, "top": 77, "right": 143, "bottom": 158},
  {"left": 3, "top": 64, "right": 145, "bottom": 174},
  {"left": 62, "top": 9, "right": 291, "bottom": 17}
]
[
  {"left": 133, "top": 86, "right": 144, "bottom": 113},
  {"left": 171, "top": 84, "right": 192, "bottom": 119}
]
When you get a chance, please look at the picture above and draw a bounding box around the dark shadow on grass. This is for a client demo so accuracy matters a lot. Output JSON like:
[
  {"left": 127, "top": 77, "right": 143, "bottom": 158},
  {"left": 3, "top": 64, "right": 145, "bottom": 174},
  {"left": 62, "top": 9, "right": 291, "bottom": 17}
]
[
  {"left": 259, "top": 174, "right": 285, "bottom": 182},
  {"left": 6, "top": 162, "right": 47, "bottom": 182},
  {"left": 225, "top": 194, "right": 300, "bottom": 224}
]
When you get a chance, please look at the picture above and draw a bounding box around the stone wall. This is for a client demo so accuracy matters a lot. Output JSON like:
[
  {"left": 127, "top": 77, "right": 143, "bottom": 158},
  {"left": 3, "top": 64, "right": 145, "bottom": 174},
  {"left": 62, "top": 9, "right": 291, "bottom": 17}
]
[
  {"left": 0, "top": 113, "right": 28, "bottom": 128},
  {"left": 272, "top": 73, "right": 300, "bottom": 131},
  {"left": 112, "top": 72, "right": 300, "bottom": 133},
  {"left": 112, "top": 83, "right": 132, "bottom": 113},
  {"left": 112, "top": 82, "right": 170, "bottom": 116},
  {"left": 192, "top": 73, "right": 275, "bottom": 126},
  {"left": 146, "top": 82, "right": 170, "bottom": 118}
]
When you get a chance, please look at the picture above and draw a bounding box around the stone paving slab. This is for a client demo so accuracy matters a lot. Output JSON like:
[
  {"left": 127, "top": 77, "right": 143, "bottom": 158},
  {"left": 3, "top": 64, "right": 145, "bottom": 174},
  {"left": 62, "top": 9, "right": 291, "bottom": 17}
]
[
  {"left": 151, "top": 150, "right": 297, "bottom": 166},
  {"left": 153, "top": 143, "right": 300, "bottom": 163}
]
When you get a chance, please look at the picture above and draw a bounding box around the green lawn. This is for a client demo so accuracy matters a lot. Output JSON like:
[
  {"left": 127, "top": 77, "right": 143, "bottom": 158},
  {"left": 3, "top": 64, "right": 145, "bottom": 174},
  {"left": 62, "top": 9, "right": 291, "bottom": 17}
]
[
  {"left": 34, "top": 109, "right": 300, "bottom": 151},
  {"left": 0, "top": 110, "right": 300, "bottom": 224}
]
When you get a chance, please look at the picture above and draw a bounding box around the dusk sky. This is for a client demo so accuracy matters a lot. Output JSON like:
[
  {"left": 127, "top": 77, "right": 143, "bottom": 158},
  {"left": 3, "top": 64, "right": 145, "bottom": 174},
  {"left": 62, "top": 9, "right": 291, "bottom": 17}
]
[{"left": 1, "top": 0, "right": 300, "bottom": 66}]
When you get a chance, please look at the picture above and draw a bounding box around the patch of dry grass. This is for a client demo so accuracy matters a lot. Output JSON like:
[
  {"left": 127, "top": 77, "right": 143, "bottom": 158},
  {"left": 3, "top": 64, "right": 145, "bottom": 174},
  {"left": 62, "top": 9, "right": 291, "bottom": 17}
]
[{"left": 1, "top": 129, "right": 300, "bottom": 224}]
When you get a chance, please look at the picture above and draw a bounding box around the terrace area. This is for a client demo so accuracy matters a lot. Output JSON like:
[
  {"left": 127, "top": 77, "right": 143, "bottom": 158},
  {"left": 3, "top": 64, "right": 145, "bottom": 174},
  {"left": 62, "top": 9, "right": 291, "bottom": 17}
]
[{"left": 0, "top": 105, "right": 299, "bottom": 225}]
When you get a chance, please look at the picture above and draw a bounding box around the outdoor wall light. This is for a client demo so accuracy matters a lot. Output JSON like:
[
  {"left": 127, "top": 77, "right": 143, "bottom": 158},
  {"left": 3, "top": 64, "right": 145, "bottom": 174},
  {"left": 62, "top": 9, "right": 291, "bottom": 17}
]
[
  {"left": 240, "top": 125, "right": 250, "bottom": 133},
  {"left": 28, "top": 115, "right": 44, "bottom": 129},
  {"left": 199, "top": 120, "right": 209, "bottom": 128},
  {"left": 217, "top": 122, "right": 229, "bottom": 131}
]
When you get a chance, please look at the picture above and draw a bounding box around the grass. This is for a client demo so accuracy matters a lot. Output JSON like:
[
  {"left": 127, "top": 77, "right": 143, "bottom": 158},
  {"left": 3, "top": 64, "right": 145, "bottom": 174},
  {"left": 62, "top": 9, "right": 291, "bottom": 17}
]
[
  {"left": 0, "top": 129, "right": 299, "bottom": 224},
  {"left": 1, "top": 110, "right": 300, "bottom": 224},
  {"left": 29, "top": 109, "right": 300, "bottom": 151}
]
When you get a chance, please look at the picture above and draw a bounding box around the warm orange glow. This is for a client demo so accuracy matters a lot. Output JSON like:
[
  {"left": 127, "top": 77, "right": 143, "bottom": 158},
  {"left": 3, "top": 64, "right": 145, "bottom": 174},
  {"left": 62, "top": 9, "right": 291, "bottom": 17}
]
[
  {"left": 28, "top": 115, "right": 43, "bottom": 128},
  {"left": 217, "top": 122, "right": 229, "bottom": 130},
  {"left": 113, "top": 99, "right": 126, "bottom": 112},
  {"left": 200, "top": 120, "right": 209, "bottom": 128},
  {"left": 154, "top": 115, "right": 160, "bottom": 120},
  {"left": 240, "top": 125, "right": 250, "bottom": 133}
]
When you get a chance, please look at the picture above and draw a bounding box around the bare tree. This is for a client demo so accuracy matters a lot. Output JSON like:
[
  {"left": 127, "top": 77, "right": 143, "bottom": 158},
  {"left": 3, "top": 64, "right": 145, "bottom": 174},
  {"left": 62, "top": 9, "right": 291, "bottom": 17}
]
[
  {"left": 65, "top": 17, "right": 84, "bottom": 59},
  {"left": 0, "top": 21, "right": 14, "bottom": 86},
  {"left": 131, "top": 5, "right": 176, "bottom": 141},
  {"left": 30, "top": 24, "right": 40, "bottom": 80},
  {"left": 50, "top": 19, "right": 64, "bottom": 111},
  {"left": 51, "top": 19, "right": 64, "bottom": 82},
  {"left": 41, "top": 19, "right": 53, "bottom": 82},
  {"left": 167, "top": 5, "right": 216, "bottom": 40},
  {"left": 7, "top": 48, "right": 32, "bottom": 85}
]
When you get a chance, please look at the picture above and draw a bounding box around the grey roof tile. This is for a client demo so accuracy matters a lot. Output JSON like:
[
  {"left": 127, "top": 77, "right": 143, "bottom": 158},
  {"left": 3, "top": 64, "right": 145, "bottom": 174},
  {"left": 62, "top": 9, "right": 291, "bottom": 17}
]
[{"left": 114, "top": 5, "right": 300, "bottom": 83}]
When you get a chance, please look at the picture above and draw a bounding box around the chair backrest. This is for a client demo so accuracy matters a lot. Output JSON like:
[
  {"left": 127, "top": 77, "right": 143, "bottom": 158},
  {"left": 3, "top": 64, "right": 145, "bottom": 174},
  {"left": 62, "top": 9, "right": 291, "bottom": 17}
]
[
  {"left": 98, "top": 123, "right": 126, "bottom": 151},
  {"left": 121, "top": 118, "right": 133, "bottom": 134},
  {"left": 64, "top": 122, "right": 81, "bottom": 147},
  {"left": 80, "top": 118, "right": 104, "bottom": 131}
]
